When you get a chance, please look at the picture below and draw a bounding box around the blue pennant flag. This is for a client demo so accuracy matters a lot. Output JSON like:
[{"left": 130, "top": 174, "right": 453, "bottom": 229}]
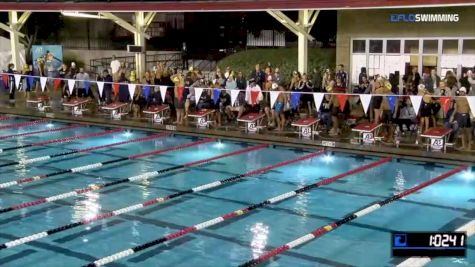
[
  {"left": 386, "top": 95, "right": 398, "bottom": 113},
  {"left": 291, "top": 92, "right": 301, "bottom": 110},
  {"left": 27, "top": 76, "right": 34, "bottom": 90},
  {"left": 84, "top": 80, "right": 91, "bottom": 95},
  {"left": 213, "top": 88, "right": 220, "bottom": 105},
  {"left": 143, "top": 85, "right": 151, "bottom": 100}
]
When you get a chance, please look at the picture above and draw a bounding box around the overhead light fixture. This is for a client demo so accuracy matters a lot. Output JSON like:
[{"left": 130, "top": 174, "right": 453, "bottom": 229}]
[{"left": 61, "top": 11, "right": 106, "bottom": 19}]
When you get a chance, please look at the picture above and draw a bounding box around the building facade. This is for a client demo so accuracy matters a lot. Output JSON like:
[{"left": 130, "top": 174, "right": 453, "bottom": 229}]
[{"left": 337, "top": 6, "right": 475, "bottom": 86}]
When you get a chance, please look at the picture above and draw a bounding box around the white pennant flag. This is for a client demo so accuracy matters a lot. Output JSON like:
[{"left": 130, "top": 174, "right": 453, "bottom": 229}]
[
  {"left": 313, "top": 93, "right": 324, "bottom": 112},
  {"left": 128, "top": 84, "right": 136, "bottom": 99},
  {"left": 467, "top": 96, "right": 475, "bottom": 117},
  {"left": 67, "top": 79, "right": 75, "bottom": 95},
  {"left": 410, "top": 95, "right": 423, "bottom": 115},
  {"left": 40, "top": 77, "right": 48, "bottom": 92},
  {"left": 96, "top": 81, "right": 104, "bottom": 97},
  {"left": 269, "top": 91, "right": 280, "bottom": 108},
  {"left": 14, "top": 74, "right": 21, "bottom": 90},
  {"left": 195, "top": 87, "right": 204, "bottom": 105},
  {"left": 230, "top": 89, "right": 240, "bottom": 106},
  {"left": 159, "top": 86, "right": 167, "bottom": 102},
  {"left": 359, "top": 94, "right": 372, "bottom": 114}
]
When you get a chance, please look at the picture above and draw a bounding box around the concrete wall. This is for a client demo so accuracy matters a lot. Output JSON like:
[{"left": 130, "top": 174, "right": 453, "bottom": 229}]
[{"left": 336, "top": 6, "right": 475, "bottom": 70}]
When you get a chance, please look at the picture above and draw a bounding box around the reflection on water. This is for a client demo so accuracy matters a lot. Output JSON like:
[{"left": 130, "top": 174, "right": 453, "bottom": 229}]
[
  {"left": 72, "top": 190, "right": 101, "bottom": 222},
  {"left": 250, "top": 222, "right": 269, "bottom": 259},
  {"left": 295, "top": 191, "right": 309, "bottom": 220}
]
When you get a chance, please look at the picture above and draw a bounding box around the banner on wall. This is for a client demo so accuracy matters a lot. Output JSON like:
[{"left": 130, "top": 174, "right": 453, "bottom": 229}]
[{"left": 32, "top": 45, "right": 63, "bottom": 77}]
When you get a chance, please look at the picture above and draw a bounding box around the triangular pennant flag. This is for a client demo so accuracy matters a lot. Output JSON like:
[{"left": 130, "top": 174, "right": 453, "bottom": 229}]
[
  {"left": 467, "top": 96, "right": 475, "bottom": 117},
  {"left": 359, "top": 94, "right": 372, "bottom": 114},
  {"left": 410, "top": 95, "right": 422, "bottom": 115},
  {"left": 40, "top": 77, "right": 47, "bottom": 92},
  {"left": 85, "top": 80, "right": 90, "bottom": 95},
  {"left": 250, "top": 90, "right": 260, "bottom": 105},
  {"left": 54, "top": 79, "right": 62, "bottom": 91},
  {"left": 195, "top": 87, "right": 204, "bottom": 105},
  {"left": 439, "top": 96, "right": 452, "bottom": 115},
  {"left": 337, "top": 94, "right": 348, "bottom": 112},
  {"left": 67, "top": 79, "right": 75, "bottom": 95},
  {"left": 231, "top": 89, "right": 240, "bottom": 106},
  {"left": 1, "top": 73, "right": 8, "bottom": 89},
  {"left": 213, "top": 88, "right": 220, "bottom": 105},
  {"left": 143, "top": 85, "right": 151, "bottom": 99},
  {"left": 14, "top": 74, "right": 21, "bottom": 90},
  {"left": 313, "top": 93, "right": 324, "bottom": 111},
  {"left": 269, "top": 91, "right": 280, "bottom": 108},
  {"left": 113, "top": 83, "right": 120, "bottom": 96},
  {"left": 97, "top": 81, "right": 104, "bottom": 97},
  {"left": 177, "top": 87, "right": 184, "bottom": 103},
  {"left": 159, "top": 86, "right": 167, "bottom": 103},
  {"left": 386, "top": 95, "right": 398, "bottom": 113},
  {"left": 291, "top": 92, "right": 301, "bottom": 109},
  {"left": 128, "top": 84, "right": 136, "bottom": 99},
  {"left": 27, "top": 76, "right": 34, "bottom": 89}
]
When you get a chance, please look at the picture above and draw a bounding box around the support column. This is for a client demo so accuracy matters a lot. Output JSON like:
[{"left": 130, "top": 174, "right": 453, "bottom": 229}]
[
  {"left": 134, "top": 12, "right": 146, "bottom": 78},
  {"left": 297, "top": 10, "right": 311, "bottom": 74},
  {"left": 9, "top": 11, "right": 21, "bottom": 70}
]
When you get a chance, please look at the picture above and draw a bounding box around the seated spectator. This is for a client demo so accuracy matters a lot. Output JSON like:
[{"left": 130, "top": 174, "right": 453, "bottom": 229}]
[
  {"left": 395, "top": 98, "right": 417, "bottom": 134},
  {"left": 245, "top": 78, "right": 263, "bottom": 114},
  {"left": 318, "top": 94, "right": 333, "bottom": 132},
  {"left": 216, "top": 87, "right": 231, "bottom": 126}
]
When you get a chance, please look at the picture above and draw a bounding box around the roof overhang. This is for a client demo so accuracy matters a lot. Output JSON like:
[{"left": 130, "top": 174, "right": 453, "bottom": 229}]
[{"left": 0, "top": 0, "right": 474, "bottom": 12}]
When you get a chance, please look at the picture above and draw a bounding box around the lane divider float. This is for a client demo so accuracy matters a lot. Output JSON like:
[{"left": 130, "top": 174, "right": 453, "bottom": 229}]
[
  {"left": 0, "top": 124, "right": 83, "bottom": 140},
  {"left": 0, "top": 149, "right": 321, "bottom": 250},
  {"left": 79, "top": 156, "right": 389, "bottom": 266},
  {"left": 0, "top": 144, "right": 268, "bottom": 214},
  {"left": 0, "top": 133, "right": 168, "bottom": 168},
  {"left": 0, "top": 119, "right": 48, "bottom": 130},
  {"left": 396, "top": 219, "right": 475, "bottom": 267},
  {"left": 0, "top": 128, "right": 123, "bottom": 153},
  {"left": 239, "top": 165, "right": 468, "bottom": 267},
  {"left": 0, "top": 138, "right": 215, "bottom": 192},
  {"left": 0, "top": 115, "right": 13, "bottom": 121}
]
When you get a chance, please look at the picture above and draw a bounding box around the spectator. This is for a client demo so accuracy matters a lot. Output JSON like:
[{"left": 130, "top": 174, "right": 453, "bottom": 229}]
[
  {"left": 445, "top": 70, "right": 458, "bottom": 91},
  {"left": 298, "top": 73, "right": 314, "bottom": 117},
  {"left": 264, "top": 67, "right": 273, "bottom": 91},
  {"left": 322, "top": 68, "right": 332, "bottom": 89},
  {"left": 389, "top": 73, "right": 399, "bottom": 94},
  {"left": 21, "top": 64, "right": 32, "bottom": 99},
  {"left": 466, "top": 70, "right": 475, "bottom": 95},
  {"left": 335, "top": 64, "right": 348, "bottom": 89},
  {"left": 58, "top": 64, "right": 68, "bottom": 99},
  {"left": 171, "top": 70, "right": 186, "bottom": 125},
  {"left": 216, "top": 86, "right": 231, "bottom": 126},
  {"left": 117, "top": 72, "right": 129, "bottom": 103},
  {"left": 98, "top": 69, "right": 113, "bottom": 104},
  {"left": 318, "top": 94, "right": 333, "bottom": 133},
  {"left": 251, "top": 64, "right": 266, "bottom": 88},
  {"left": 435, "top": 80, "right": 454, "bottom": 97},
  {"left": 355, "top": 75, "right": 369, "bottom": 94},
  {"left": 450, "top": 87, "right": 472, "bottom": 150},
  {"left": 74, "top": 67, "right": 89, "bottom": 98},
  {"left": 289, "top": 71, "right": 301, "bottom": 91},
  {"left": 245, "top": 78, "right": 263, "bottom": 114},
  {"left": 273, "top": 67, "right": 282, "bottom": 85},
  {"left": 395, "top": 98, "right": 417, "bottom": 134},
  {"left": 403, "top": 67, "right": 420, "bottom": 95},
  {"left": 358, "top": 67, "right": 368, "bottom": 85},
  {"left": 426, "top": 69, "right": 440, "bottom": 93},
  {"left": 418, "top": 84, "right": 432, "bottom": 134},
  {"left": 334, "top": 77, "right": 346, "bottom": 93},
  {"left": 312, "top": 67, "right": 322, "bottom": 91},
  {"left": 110, "top": 55, "right": 121, "bottom": 82},
  {"left": 7, "top": 63, "right": 16, "bottom": 102}
]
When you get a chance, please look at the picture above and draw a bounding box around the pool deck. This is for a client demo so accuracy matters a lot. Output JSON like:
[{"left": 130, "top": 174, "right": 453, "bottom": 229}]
[{"left": 1, "top": 93, "right": 474, "bottom": 166}]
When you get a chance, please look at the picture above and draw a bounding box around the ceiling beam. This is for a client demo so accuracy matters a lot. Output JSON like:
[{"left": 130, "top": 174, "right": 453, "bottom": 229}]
[
  {"left": 0, "top": 22, "right": 26, "bottom": 38},
  {"left": 144, "top": 12, "right": 156, "bottom": 30},
  {"left": 100, "top": 12, "right": 151, "bottom": 39},
  {"left": 266, "top": 10, "right": 315, "bottom": 41}
]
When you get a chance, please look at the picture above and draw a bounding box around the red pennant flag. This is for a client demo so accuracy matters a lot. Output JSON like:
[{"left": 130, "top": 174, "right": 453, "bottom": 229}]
[
  {"left": 337, "top": 94, "right": 348, "bottom": 112},
  {"left": 113, "top": 83, "right": 120, "bottom": 96},
  {"left": 2, "top": 73, "right": 8, "bottom": 88},
  {"left": 54, "top": 79, "right": 62, "bottom": 91},
  {"left": 439, "top": 96, "right": 452, "bottom": 115},
  {"left": 251, "top": 91, "right": 259, "bottom": 105},
  {"left": 177, "top": 86, "right": 184, "bottom": 103}
]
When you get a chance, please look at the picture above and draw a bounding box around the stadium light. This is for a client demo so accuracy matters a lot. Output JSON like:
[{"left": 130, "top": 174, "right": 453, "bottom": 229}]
[{"left": 61, "top": 11, "right": 106, "bottom": 19}]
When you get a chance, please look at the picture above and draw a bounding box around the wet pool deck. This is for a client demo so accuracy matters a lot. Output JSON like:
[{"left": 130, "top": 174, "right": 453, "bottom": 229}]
[{"left": 1, "top": 93, "right": 474, "bottom": 166}]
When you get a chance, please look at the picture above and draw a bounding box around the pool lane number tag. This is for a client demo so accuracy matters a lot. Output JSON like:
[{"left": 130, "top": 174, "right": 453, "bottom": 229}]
[
  {"left": 362, "top": 132, "right": 374, "bottom": 144},
  {"left": 430, "top": 138, "right": 443, "bottom": 150},
  {"left": 301, "top": 126, "right": 312, "bottom": 138},
  {"left": 73, "top": 106, "right": 83, "bottom": 116},
  {"left": 321, "top": 140, "right": 336, "bottom": 147},
  {"left": 153, "top": 114, "right": 163, "bottom": 124},
  {"left": 247, "top": 122, "right": 257, "bottom": 133},
  {"left": 112, "top": 110, "right": 121, "bottom": 120},
  {"left": 197, "top": 117, "right": 208, "bottom": 128}
]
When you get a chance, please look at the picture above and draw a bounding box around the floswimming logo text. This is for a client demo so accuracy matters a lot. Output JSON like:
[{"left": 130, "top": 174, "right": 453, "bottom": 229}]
[{"left": 390, "top": 14, "right": 459, "bottom": 23}]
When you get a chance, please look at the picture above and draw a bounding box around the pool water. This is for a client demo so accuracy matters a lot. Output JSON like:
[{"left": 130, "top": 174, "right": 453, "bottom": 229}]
[{"left": 0, "top": 117, "right": 473, "bottom": 267}]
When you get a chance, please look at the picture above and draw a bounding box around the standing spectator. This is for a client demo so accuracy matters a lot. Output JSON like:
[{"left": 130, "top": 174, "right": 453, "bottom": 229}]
[
  {"left": 403, "top": 67, "right": 421, "bottom": 95},
  {"left": 464, "top": 70, "right": 475, "bottom": 95},
  {"left": 355, "top": 75, "right": 369, "bottom": 94},
  {"left": 298, "top": 74, "right": 314, "bottom": 116},
  {"left": 57, "top": 64, "right": 68, "bottom": 99},
  {"left": 117, "top": 72, "right": 129, "bottom": 103},
  {"left": 322, "top": 68, "right": 333, "bottom": 89},
  {"left": 273, "top": 67, "right": 282, "bottom": 85},
  {"left": 21, "top": 64, "right": 32, "bottom": 99},
  {"left": 251, "top": 64, "right": 266, "bottom": 88},
  {"left": 236, "top": 71, "right": 247, "bottom": 90},
  {"left": 445, "top": 70, "right": 458, "bottom": 91},
  {"left": 389, "top": 73, "right": 399, "bottom": 94},
  {"left": 358, "top": 67, "right": 368, "bottom": 85},
  {"left": 312, "top": 67, "right": 322, "bottom": 91},
  {"left": 74, "top": 68, "right": 89, "bottom": 98},
  {"left": 289, "top": 71, "right": 301, "bottom": 91},
  {"left": 335, "top": 64, "right": 348, "bottom": 89},
  {"left": 435, "top": 80, "right": 454, "bottom": 97},
  {"left": 7, "top": 63, "right": 16, "bottom": 102},
  {"left": 245, "top": 78, "right": 263, "bottom": 114},
  {"left": 427, "top": 69, "right": 440, "bottom": 93},
  {"left": 98, "top": 69, "right": 113, "bottom": 104},
  {"left": 110, "top": 55, "right": 121, "bottom": 82},
  {"left": 450, "top": 87, "right": 472, "bottom": 150}
]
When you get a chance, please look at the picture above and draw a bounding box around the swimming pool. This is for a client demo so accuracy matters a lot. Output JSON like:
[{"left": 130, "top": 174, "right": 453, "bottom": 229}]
[{"left": 0, "top": 116, "right": 473, "bottom": 267}]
